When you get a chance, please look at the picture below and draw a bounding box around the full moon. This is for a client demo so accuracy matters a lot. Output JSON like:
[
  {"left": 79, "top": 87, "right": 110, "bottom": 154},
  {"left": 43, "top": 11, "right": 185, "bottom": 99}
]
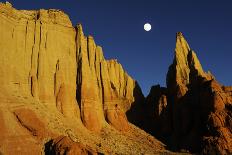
[{"left": 144, "top": 23, "right": 152, "bottom": 31}]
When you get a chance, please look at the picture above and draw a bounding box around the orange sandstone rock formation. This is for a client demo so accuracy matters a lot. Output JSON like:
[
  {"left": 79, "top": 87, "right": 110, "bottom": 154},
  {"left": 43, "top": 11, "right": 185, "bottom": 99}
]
[
  {"left": 76, "top": 24, "right": 139, "bottom": 132},
  {"left": 0, "top": 2, "right": 231, "bottom": 155},
  {"left": 0, "top": 1, "right": 139, "bottom": 133},
  {"left": 0, "top": 2, "right": 167, "bottom": 155},
  {"left": 142, "top": 32, "right": 232, "bottom": 154}
]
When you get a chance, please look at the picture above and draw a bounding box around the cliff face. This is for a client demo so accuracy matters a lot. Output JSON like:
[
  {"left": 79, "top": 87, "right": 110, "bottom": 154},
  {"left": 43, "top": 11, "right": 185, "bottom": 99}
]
[
  {"left": 0, "top": 1, "right": 79, "bottom": 118},
  {"left": 0, "top": 2, "right": 162, "bottom": 155},
  {"left": 144, "top": 33, "right": 232, "bottom": 154},
  {"left": 0, "top": 1, "right": 139, "bottom": 131},
  {"left": 76, "top": 24, "right": 139, "bottom": 132},
  {"left": 0, "top": 2, "right": 231, "bottom": 155}
]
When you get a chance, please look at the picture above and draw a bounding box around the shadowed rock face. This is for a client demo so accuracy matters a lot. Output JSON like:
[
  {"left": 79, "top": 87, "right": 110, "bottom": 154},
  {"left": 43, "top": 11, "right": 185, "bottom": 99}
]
[
  {"left": 143, "top": 32, "right": 232, "bottom": 154},
  {"left": 143, "top": 85, "right": 171, "bottom": 138}
]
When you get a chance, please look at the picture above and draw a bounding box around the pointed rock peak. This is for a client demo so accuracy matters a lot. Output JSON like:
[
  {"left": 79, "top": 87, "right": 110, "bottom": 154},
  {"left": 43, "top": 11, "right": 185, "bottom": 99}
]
[
  {"left": 175, "top": 33, "right": 203, "bottom": 73},
  {"left": 175, "top": 32, "right": 190, "bottom": 61},
  {"left": 176, "top": 32, "right": 184, "bottom": 40},
  {"left": 77, "top": 23, "right": 84, "bottom": 35},
  {"left": 167, "top": 32, "right": 192, "bottom": 88},
  {"left": 176, "top": 32, "right": 187, "bottom": 42},
  {"left": 167, "top": 32, "right": 213, "bottom": 91}
]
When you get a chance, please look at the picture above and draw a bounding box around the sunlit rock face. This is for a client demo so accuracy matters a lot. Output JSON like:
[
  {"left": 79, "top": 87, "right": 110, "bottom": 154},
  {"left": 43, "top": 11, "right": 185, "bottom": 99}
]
[
  {"left": 0, "top": 0, "right": 140, "bottom": 131},
  {"left": 76, "top": 24, "right": 141, "bottom": 132},
  {"left": 143, "top": 32, "right": 232, "bottom": 154},
  {"left": 0, "top": 2, "right": 231, "bottom": 154},
  {"left": 0, "top": 1, "right": 79, "bottom": 118},
  {"left": 0, "top": 2, "right": 146, "bottom": 154},
  {"left": 166, "top": 32, "right": 213, "bottom": 99}
]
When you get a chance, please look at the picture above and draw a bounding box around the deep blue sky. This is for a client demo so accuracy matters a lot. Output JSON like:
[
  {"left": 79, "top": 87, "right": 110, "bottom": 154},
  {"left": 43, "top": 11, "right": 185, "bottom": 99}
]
[{"left": 4, "top": 0, "right": 232, "bottom": 95}]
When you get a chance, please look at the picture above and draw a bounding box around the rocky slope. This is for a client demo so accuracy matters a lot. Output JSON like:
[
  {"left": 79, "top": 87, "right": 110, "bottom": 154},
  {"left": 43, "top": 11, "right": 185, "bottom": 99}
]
[
  {"left": 0, "top": 2, "right": 167, "bottom": 155},
  {"left": 141, "top": 32, "right": 232, "bottom": 154}
]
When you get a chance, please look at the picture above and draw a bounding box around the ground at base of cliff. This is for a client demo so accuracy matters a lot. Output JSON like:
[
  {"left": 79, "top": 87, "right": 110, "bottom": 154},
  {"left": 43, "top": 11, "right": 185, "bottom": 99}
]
[
  {"left": 0, "top": 93, "right": 189, "bottom": 155},
  {"left": 0, "top": 88, "right": 190, "bottom": 154}
]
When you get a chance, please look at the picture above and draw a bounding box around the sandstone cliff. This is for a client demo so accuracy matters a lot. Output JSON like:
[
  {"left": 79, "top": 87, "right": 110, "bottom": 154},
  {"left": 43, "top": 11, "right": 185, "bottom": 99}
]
[
  {"left": 0, "top": 2, "right": 231, "bottom": 155},
  {"left": 76, "top": 23, "right": 140, "bottom": 132},
  {"left": 143, "top": 32, "right": 232, "bottom": 154},
  {"left": 0, "top": 0, "right": 139, "bottom": 132},
  {"left": 0, "top": 1, "right": 79, "bottom": 118},
  {"left": 0, "top": 2, "right": 167, "bottom": 154}
]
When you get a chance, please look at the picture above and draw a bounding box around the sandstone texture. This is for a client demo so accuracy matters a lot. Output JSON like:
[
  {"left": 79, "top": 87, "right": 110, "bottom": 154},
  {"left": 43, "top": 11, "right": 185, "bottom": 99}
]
[
  {"left": 0, "top": 2, "right": 169, "bottom": 155},
  {"left": 45, "top": 136, "right": 98, "bottom": 155},
  {"left": 0, "top": 2, "right": 230, "bottom": 155},
  {"left": 76, "top": 24, "right": 139, "bottom": 132},
  {"left": 140, "top": 32, "right": 232, "bottom": 154}
]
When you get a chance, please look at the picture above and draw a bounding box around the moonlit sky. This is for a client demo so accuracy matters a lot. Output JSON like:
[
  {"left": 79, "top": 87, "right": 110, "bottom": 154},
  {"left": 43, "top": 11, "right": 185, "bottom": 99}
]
[{"left": 3, "top": 0, "right": 232, "bottom": 95}]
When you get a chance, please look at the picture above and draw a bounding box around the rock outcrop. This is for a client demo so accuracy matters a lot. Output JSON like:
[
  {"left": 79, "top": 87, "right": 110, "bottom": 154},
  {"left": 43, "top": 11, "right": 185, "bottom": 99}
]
[
  {"left": 0, "top": 2, "right": 231, "bottom": 154},
  {"left": 0, "top": 2, "right": 160, "bottom": 154},
  {"left": 0, "top": 1, "right": 79, "bottom": 119},
  {"left": 76, "top": 23, "right": 141, "bottom": 132},
  {"left": 166, "top": 32, "right": 213, "bottom": 99},
  {"left": 143, "top": 32, "right": 232, "bottom": 154},
  {"left": 45, "top": 136, "right": 98, "bottom": 155},
  {"left": 0, "top": 1, "right": 140, "bottom": 132}
]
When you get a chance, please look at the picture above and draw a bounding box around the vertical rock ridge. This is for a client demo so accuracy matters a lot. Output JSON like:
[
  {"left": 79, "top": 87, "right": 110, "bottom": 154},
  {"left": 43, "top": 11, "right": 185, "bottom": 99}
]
[
  {"left": 76, "top": 24, "right": 143, "bottom": 131},
  {"left": 76, "top": 24, "right": 104, "bottom": 132},
  {"left": 167, "top": 32, "right": 213, "bottom": 98},
  {"left": 143, "top": 32, "right": 231, "bottom": 154},
  {"left": 30, "top": 21, "right": 40, "bottom": 99}
]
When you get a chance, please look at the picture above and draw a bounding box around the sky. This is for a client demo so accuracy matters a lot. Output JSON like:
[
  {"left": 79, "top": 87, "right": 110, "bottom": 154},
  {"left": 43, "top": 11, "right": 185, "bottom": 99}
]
[{"left": 3, "top": 0, "right": 232, "bottom": 95}]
